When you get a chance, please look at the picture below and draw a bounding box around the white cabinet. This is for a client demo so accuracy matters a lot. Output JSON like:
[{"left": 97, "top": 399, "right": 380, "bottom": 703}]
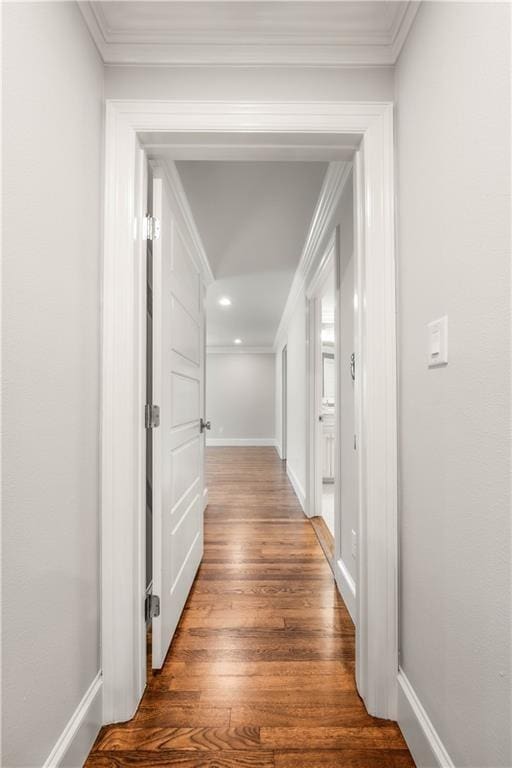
[{"left": 321, "top": 411, "right": 335, "bottom": 481}]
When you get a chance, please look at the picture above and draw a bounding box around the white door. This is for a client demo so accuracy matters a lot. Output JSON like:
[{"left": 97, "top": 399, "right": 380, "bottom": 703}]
[{"left": 151, "top": 170, "right": 205, "bottom": 669}]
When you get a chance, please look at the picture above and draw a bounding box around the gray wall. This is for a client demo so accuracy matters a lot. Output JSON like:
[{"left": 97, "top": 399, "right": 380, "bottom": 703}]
[
  {"left": 206, "top": 353, "right": 275, "bottom": 441},
  {"left": 2, "top": 3, "right": 104, "bottom": 765},
  {"left": 396, "top": 3, "right": 511, "bottom": 765}
]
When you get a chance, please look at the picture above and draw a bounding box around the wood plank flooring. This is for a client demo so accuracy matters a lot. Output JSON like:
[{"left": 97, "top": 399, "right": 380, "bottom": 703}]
[
  {"left": 310, "top": 515, "right": 335, "bottom": 565},
  {"left": 86, "top": 447, "right": 414, "bottom": 767}
]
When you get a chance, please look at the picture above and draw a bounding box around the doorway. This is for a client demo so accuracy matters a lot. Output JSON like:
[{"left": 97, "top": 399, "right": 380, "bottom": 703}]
[
  {"left": 307, "top": 237, "right": 337, "bottom": 566},
  {"left": 319, "top": 272, "right": 336, "bottom": 540},
  {"left": 101, "top": 100, "right": 398, "bottom": 724}
]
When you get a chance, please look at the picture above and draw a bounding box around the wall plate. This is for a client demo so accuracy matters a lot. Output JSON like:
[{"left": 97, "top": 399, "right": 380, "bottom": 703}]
[{"left": 427, "top": 316, "right": 448, "bottom": 367}]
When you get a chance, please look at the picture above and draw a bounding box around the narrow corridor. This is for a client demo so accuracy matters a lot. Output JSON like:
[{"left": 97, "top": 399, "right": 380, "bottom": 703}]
[{"left": 87, "top": 448, "right": 413, "bottom": 767}]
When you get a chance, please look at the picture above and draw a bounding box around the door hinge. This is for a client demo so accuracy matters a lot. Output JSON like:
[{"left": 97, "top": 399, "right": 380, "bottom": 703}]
[
  {"left": 145, "top": 404, "right": 160, "bottom": 429},
  {"left": 145, "top": 594, "right": 160, "bottom": 622},
  {"left": 143, "top": 214, "right": 160, "bottom": 241}
]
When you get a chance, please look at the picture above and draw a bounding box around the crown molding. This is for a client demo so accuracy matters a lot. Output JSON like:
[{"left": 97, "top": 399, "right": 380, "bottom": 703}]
[
  {"left": 207, "top": 346, "right": 274, "bottom": 354},
  {"left": 390, "top": 1, "right": 421, "bottom": 62},
  {"left": 274, "top": 161, "right": 351, "bottom": 350},
  {"left": 79, "top": 1, "right": 420, "bottom": 68},
  {"left": 78, "top": 1, "right": 107, "bottom": 60},
  {"left": 150, "top": 159, "right": 214, "bottom": 286}
]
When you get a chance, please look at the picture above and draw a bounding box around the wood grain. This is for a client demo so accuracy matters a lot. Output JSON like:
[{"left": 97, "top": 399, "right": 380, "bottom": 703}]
[
  {"left": 86, "top": 447, "right": 414, "bottom": 767},
  {"left": 310, "top": 514, "right": 335, "bottom": 564}
]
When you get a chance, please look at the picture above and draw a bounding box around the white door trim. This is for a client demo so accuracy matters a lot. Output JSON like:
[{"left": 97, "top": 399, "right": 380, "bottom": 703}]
[
  {"left": 306, "top": 233, "right": 337, "bottom": 525},
  {"left": 101, "top": 99, "right": 397, "bottom": 723}
]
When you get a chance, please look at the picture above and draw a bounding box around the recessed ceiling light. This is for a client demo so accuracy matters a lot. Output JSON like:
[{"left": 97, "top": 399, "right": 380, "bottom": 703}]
[
  {"left": 234, "top": 338, "right": 242, "bottom": 345},
  {"left": 218, "top": 297, "right": 232, "bottom": 307}
]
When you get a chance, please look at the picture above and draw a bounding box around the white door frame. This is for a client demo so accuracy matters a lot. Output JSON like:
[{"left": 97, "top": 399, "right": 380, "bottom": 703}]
[
  {"left": 306, "top": 234, "right": 337, "bottom": 527},
  {"left": 281, "top": 345, "right": 287, "bottom": 461},
  {"left": 101, "top": 99, "right": 398, "bottom": 723}
]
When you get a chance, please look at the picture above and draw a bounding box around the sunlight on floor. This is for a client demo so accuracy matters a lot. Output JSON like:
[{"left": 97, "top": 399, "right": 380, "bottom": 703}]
[{"left": 322, "top": 482, "right": 335, "bottom": 536}]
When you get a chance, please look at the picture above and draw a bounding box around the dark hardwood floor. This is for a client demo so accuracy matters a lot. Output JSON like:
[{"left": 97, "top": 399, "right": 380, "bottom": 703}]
[{"left": 86, "top": 447, "right": 414, "bottom": 767}]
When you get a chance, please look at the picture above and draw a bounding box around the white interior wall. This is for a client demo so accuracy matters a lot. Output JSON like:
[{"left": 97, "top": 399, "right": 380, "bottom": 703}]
[
  {"left": 206, "top": 353, "right": 275, "bottom": 445},
  {"left": 105, "top": 65, "right": 394, "bottom": 102},
  {"left": 395, "top": 3, "right": 511, "bottom": 766},
  {"left": 2, "top": 3, "right": 104, "bottom": 766}
]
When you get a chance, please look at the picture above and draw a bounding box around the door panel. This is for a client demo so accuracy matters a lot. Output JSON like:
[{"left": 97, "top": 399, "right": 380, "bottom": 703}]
[
  {"left": 171, "top": 373, "right": 200, "bottom": 427},
  {"left": 171, "top": 297, "right": 200, "bottom": 364},
  {"left": 172, "top": 229, "right": 200, "bottom": 318},
  {"left": 171, "top": 496, "right": 201, "bottom": 585},
  {"left": 152, "top": 172, "right": 204, "bottom": 670},
  {"left": 171, "top": 437, "right": 201, "bottom": 508}
]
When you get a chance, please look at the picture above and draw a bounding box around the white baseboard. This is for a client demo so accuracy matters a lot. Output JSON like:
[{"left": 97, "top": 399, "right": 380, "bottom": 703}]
[
  {"left": 203, "top": 486, "right": 209, "bottom": 511},
  {"left": 43, "top": 672, "right": 102, "bottom": 768},
  {"left": 286, "top": 462, "right": 305, "bottom": 511},
  {"left": 206, "top": 438, "right": 276, "bottom": 447},
  {"left": 334, "top": 557, "right": 356, "bottom": 623},
  {"left": 275, "top": 442, "right": 283, "bottom": 459},
  {"left": 397, "top": 669, "right": 454, "bottom": 768}
]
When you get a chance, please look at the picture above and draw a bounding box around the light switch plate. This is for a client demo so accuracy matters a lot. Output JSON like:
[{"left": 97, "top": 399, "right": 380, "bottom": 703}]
[{"left": 427, "top": 316, "right": 448, "bottom": 367}]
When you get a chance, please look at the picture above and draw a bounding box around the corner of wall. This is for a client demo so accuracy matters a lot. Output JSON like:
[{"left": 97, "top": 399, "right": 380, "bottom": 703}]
[
  {"left": 334, "top": 558, "right": 356, "bottom": 623},
  {"left": 397, "top": 670, "right": 454, "bottom": 768},
  {"left": 43, "top": 673, "right": 102, "bottom": 768},
  {"left": 286, "top": 462, "right": 306, "bottom": 511}
]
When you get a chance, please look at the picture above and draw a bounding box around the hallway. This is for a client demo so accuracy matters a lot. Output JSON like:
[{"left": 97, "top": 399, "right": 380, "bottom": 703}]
[{"left": 87, "top": 448, "right": 413, "bottom": 767}]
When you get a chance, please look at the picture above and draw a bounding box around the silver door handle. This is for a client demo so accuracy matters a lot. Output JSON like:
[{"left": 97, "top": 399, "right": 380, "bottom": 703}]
[
  {"left": 200, "top": 418, "right": 211, "bottom": 432},
  {"left": 350, "top": 353, "right": 356, "bottom": 381}
]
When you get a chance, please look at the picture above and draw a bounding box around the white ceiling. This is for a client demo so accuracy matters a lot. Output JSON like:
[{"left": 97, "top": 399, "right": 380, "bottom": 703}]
[
  {"left": 80, "top": 1, "right": 419, "bottom": 66},
  {"left": 174, "top": 161, "right": 328, "bottom": 348}
]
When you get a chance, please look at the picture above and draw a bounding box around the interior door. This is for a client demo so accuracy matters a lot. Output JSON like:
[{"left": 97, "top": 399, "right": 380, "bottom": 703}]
[{"left": 151, "top": 170, "right": 205, "bottom": 669}]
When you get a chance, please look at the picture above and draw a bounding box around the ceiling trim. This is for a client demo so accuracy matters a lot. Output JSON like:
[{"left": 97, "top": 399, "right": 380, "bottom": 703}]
[
  {"left": 79, "top": 1, "right": 420, "bottom": 68},
  {"left": 207, "top": 346, "right": 274, "bottom": 354},
  {"left": 274, "top": 161, "right": 351, "bottom": 350},
  {"left": 390, "top": 1, "right": 421, "bottom": 61}
]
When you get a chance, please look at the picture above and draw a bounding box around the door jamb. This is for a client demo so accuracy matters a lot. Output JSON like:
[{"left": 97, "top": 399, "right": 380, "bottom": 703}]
[
  {"left": 101, "top": 99, "right": 398, "bottom": 723},
  {"left": 281, "top": 345, "right": 287, "bottom": 461},
  {"left": 306, "top": 236, "right": 337, "bottom": 524}
]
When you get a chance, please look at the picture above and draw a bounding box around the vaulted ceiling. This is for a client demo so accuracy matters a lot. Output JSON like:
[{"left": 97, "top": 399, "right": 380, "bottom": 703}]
[
  {"left": 175, "top": 161, "right": 328, "bottom": 348},
  {"left": 80, "top": 1, "right": 419, "bottom": 66}
]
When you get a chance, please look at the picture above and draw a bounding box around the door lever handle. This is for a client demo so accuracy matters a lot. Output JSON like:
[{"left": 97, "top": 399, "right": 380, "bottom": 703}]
[{"left": 200, "top": 418, "right": 211, "bottom": 433}]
